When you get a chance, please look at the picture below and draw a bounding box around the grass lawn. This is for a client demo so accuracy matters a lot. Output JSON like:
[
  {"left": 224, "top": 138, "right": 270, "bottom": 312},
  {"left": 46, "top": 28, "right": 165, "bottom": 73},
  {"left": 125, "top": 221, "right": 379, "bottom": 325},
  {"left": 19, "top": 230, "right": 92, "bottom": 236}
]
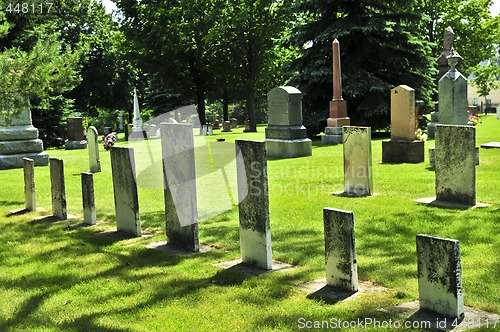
[{"left": 0, "top": 116, "right": 499, "bottom": 331}]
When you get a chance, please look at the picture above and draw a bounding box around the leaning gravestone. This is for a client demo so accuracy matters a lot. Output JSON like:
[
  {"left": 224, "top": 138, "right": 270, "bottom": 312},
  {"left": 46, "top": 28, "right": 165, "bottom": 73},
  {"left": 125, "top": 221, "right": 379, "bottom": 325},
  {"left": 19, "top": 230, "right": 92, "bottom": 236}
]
[
  {"left": 65, "top": 117, "right": 87, "bottom": 150},
  {"left": 416, "top": 234, "right": 464, "bottom": 319},
  {"left": 342, "top": 126, "right": 373, "bottom": 196},
  {"left": 236, "top": 139, "right": 273, "bottom": 270},
  {"left": 0, "top": 105, "right": 48, "bottom": 170},
  {"left": 110, "top": 147, "right": 141, "bottom": 236},
  {"left": 81, "top": 172, "right": 96, "bottom": 225},
  {"left": 87, "top": 126, "right": 101, "bottom": 173},
  {"left": 435, "top": 124, "right": 476, "bottom": 206},
  {"left": 160, "top": 123, "right": 199, "bottom": 252},
  {"left": 382, "top": 85, "right": 424, "bottom": 163},
  {"left": 265, "top": 86, "right": 312, "bottom": 158},
  {"left": 324, "top": 208, "right": 358, "bottom": 292},
  {"left": 50, "top": 158, "right": 67, "bottom": 220},
  {"left": 23, "top": 158, "right": 36, "bottom": 211}
]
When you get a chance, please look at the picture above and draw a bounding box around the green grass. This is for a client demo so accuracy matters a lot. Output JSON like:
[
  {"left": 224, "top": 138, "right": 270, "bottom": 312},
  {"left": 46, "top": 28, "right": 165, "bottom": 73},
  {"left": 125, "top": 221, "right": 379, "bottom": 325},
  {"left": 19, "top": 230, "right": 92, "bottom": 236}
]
[{"left": 0, "top": 117, "right": 499, "bottom": 331}]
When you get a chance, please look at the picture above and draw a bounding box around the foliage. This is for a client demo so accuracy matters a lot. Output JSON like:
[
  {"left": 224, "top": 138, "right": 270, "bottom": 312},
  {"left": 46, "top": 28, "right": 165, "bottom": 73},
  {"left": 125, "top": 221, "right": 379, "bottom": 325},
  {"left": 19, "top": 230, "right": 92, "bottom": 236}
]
[
  {"left": 286, "top": 0, "right": 436, "bottom": 136},
  {"left": 471, "top": 61, "right": 500, "bottom": 103}
]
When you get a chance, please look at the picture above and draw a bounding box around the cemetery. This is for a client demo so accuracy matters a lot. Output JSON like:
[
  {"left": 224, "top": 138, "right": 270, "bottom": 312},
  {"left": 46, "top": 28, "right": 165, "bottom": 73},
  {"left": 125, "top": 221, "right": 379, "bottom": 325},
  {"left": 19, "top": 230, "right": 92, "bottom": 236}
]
[{"left": 1, "top": 1, "right": 499, "bottom": 331}]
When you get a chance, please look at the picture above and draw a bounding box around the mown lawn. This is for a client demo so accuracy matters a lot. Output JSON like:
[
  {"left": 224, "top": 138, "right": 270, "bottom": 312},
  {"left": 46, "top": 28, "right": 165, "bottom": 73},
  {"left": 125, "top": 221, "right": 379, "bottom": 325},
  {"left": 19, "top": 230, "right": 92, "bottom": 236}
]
[{"left": 0, "top": 115, "right": 498, "bottom": 331}]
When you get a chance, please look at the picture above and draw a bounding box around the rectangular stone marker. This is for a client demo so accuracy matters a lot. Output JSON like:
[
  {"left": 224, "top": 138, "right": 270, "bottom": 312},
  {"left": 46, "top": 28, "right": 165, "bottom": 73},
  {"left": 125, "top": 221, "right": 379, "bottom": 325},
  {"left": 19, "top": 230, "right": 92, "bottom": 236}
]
[
  {"left": 416, "top": 234, "right": 464, "bottom": 319},
  {"left": 435, "top": 124, "right": 475, "bottom": 205},
  {"left": 67, "top": 117, "right": 85, "bottom": 141},
  {"left": 110, "top": 147, "right": 141, "bottom": 237},
  {"left": 323, "top": 208, "right": 358, "bottom": 292},
  {"left": 235, "top": 139, "right": 272, "bottom": 270},
  {"left": 81, "top": 172, "right": 96, "bottom": 225},
  {"left": 343, "top": 126, "right": 373, "bottom": 196},
  {"left": 23, "top": 158, "right": 36, "bottom": 211},
  {"left": 497, "top": 105, "right": 500, "bottom": 120},
  {"left": 391, "top": 85, "right": 416, "bottom": 141},
  {"left": 50, "top": 158, "right": 67, "bottom": 220},
  {"left": 161, "top": 123, "right": 199, "bottom": 252},
  {"left": 87, "top": 126, "right": 101, "bottom": 173}
]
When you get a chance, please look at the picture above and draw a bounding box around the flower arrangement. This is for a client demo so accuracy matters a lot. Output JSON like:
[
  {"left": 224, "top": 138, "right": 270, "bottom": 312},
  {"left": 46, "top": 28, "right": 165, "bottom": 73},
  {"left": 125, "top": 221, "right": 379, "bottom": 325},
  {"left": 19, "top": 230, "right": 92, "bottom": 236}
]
[
  {"left": 415, "top": 129, "right": 427, "bottom": 142},
  {"left": 103, "top": 132, "right": 117, "bottom": 151},
  {"left": 469, "top": 114, "right": 480, "bottom": 126}
]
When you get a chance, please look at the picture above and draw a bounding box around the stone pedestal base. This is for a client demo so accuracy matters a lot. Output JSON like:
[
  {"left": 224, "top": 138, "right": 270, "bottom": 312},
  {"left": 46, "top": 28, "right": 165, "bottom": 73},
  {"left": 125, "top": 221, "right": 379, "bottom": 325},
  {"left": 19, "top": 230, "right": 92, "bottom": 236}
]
[
  {"left": 382, "top": 140, "right": 424, "bottom": 163},
  {"left": 266, "top": 138, "right": 312, "bottom": 158},
  {"left": 0, "top": 152, "right": 48, "bottom": 170},
  {"left": 429, "top": 146, "right": 479, "bottom": 168},
  {"left": 65, "top": 140, "right": 87, "bottom": 150},
  {"left": 128, "top": 129, "right": 147, "bottom": 140},
  {"left": 321, "top": 126, "right": 343, "bottom": 145}
]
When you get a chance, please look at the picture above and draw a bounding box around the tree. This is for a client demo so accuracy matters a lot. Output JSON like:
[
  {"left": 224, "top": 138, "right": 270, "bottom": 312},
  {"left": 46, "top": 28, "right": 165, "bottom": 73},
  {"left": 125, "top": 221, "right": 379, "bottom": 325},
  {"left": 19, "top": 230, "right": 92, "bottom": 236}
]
[
  {"left": 286, "top": 0, "right": 436, "bottom": 136},
  {"left": 471, "top": 61, "right": 500, "bottom": 109}
]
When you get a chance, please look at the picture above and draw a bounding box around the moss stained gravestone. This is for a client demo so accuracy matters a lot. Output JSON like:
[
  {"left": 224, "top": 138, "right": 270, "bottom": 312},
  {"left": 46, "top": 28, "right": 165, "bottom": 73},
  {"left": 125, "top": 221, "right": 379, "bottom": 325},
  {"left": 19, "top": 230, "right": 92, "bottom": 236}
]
[
  {"left": 65, "top": 117, "right": 87, "bottom": 150},
  {"left": 23, "top": 157, "right": 36, "bottom": 211},
  {"left": 235, "top": 139, "right": 272, "bottom": 270},
  {"left": 49, "top": 158, "right": 67, "bottom": 220},
  {"left": 342, "top": 126, "right": 373, "bottom": 197},
  {"left": 87, "top": 126, "right": 101, "bottom": 173},
  {"left": 110, "top": 147, "right": 141, "bottom": 237},
  {"left": 323, "top": 208, "right": 358, "bottom": 292},
  {"left": 435, "top": 124, "right": 476, "bottom": 206},
  {"left": 81, "top": 172, "right": 96, "bottom": 225},
  {"left": 265, "top": 86, "right": 312, "bottom": 158},
  {"left": 416, "top": 234, "right": 464, "bottom": 319},
  {"left": 161, "top": 123, "right": 199, "bottom": 252}
]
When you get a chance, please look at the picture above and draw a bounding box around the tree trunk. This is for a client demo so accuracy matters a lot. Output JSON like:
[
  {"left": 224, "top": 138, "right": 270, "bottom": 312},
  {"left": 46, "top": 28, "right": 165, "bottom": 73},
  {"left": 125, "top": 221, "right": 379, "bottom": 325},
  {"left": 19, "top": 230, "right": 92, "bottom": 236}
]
[
  {"left": 197, "top": 90, "right": 206, "bottom": 126},
  {"left": 247, "top": 87, "right": 257, "bottom": 132},
  {"left": 222, "top": 88, "right": 229, "bottom": 122}
]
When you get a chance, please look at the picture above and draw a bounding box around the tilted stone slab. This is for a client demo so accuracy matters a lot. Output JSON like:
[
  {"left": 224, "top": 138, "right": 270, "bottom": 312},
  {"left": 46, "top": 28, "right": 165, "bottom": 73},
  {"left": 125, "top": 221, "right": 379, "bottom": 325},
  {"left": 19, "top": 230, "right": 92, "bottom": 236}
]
[
  {"left": 82, "top": 172, "right": 96, "bottom": 225},
  {"left": 343, "top": 126, "right": 373, "bottom": 196},
  {"left": 417, "top": 234, "right": 464, "bottom": 319},
  {"left": 435, "top": 125, "right": 475, "bottom": 205},
  {"left": 87, "top": 126, "right": 101, "bottom": 173},
  {"left": 110, "top": 147, "right": 141, "bottom": 237},
  {"left": 23, "top": 158, "right": 36, "bottom": 211},
  {"left": 324, "top": 208, "right": 358, "bottom": 292},
  {"left": 236, "top": 139, "right": 272, "bottom": 270},
  {"left": 50, "top": 158, "right": 67, "bottom": 220},
  {"left": 160, "top": 123, "right": 199, "bottom": 252}
]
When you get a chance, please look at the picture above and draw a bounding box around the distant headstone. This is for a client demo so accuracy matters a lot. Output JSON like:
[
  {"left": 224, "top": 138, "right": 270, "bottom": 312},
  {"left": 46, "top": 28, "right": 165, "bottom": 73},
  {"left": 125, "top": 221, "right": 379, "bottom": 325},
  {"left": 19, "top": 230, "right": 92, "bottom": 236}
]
[
  {"left": 50, "top": 158, "right": 67, "bottom": 220},
  {"left": 161, "top": 123, "right": 199, "bottom": 252},
  {"left": 148, "top": 124, "right": 157, "bottom": 136},
  {"left": 110, "top": 147, "right": 141, "bottom": 236},
  {"left": 265, "top": 86, "right": 312, "bottom": 158},
  {"left": 213, "top": 114, "right": 220, "bottom": 129},
  {"left": 497, "top": 105, "right": 500, "bottom": 120},
  {"left": 0, "top": 106, "right": 48, "bottom": 170},
  {"left": 129, "top": 88, "right": 147, "bottom": 140},
  {"left": 323, "top": 208, "right": 358, "bottom": 292},
  {"left": 244, "top": 119, "right": 251, "bottom": 132},
  {"left": 427, "top": 111, "right": 439, "bottom": 138},
  {"left": 230, "top": 118, "right": 238, "bottom": 128},
  {"left": 416, "top": 234, "right": 464, "bottom": 319},
  {"left": 81, "top": 172, "right": 96, "bottom": 225},
  {"left": 435, "top": 124, "right": 475, "bottom": 206},
  {"left": 236, "top": 139, "right": 272, "bottom": 270},
  {"left": 222, "top": 121, "right": 232, "bottom": 132},
  {"left": 382, "top": 85, "right": 424, "bottom": 163},
  {"left": 342, "top": 126, "right": 373, "bottom": 196},
  {"left": 87, "top": 126, "right": 100, "bottom": 173},
  {"left": 65, "top": 117, "right": 87, "bottom": 150},
  {"left": 23, "top": 158, "right": 36, "bottom": 211}
]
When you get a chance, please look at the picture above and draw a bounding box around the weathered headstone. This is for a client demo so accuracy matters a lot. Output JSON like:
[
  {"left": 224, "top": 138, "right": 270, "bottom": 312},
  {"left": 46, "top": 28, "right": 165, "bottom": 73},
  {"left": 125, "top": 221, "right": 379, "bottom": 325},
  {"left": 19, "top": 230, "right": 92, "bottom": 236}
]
[
  {"left": 161, "top": 123, "right": 199, "bottom": 252},
  {"left": 50, "top": 158, "right": 67, "bottom": 220},
  {"left": 265, "top": 86, "right": 312, "bottom": 158},
  {"left": 322, "top": 39, "right": 350, "bottom": 145},
  {"left": 416, "top": 234, "right": 464, "bottom": 319},
  {"left": 110, "top": 147, "right": 141, "bottom": 236},
  {"left": 87, "top": 126, "right": 101, "bottom": 173},
  {"left": 148, "top": 124, "right": 157, "bottom": 136},
  {"left": 230, "top": 118, "right": 238, "bottom": 128},
  {"left": 65, "top": 117, "right": 87, "bottom": 150},
  {"left": 435, "top": 124, "right": 475, "bottom": 206},
  {"left": 427, "top": 111, "right": 439, "bottom": 138},
  {"left": 213, "top": 114, "right": 220, "bottom": 129},
  {"left": 0, "top": 106, "right": 49, "bottom": 170},
  {"left": 81, "top": 172, "right": 96, "bottom": 225},
  {"left": 236, "top": 139, "right": 272, "bottom": 270},
  {"left": 221, "top": 120, "right": 232, "bottom": 132},
  {"left": 323, "top": 208, "right": 358, "bottom": 292},
  {"left": 342, "top": 126, "right": 373, "bottom": 196},
  {"left": 382, "top": 85, "right": 424, "bottom": 163},
  {"left": 244, "top": 119, "right": 251, "bottom": 132},
  {"left": 497, "top": 105, "right": 500, "bottom": 120},
  {"left": 23, "top": 158, "right": 36, "bottom": 211}
]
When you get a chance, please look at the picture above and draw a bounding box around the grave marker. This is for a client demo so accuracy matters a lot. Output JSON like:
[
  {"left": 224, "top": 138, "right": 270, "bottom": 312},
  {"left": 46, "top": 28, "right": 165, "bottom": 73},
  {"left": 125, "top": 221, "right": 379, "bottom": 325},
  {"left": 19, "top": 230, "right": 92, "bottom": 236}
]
[
  {"left": 342, "top": 126, "right": 373, "bottom": 196},
  {"left": 65, "top": 117, "right": 87, "bottom": 150},
  {"left": 81, "top": 172, "right": 96, "bottom": 225},
  {"left": 50, "top": 158, "right": 67, "bottom": 219},
  {"left": 23, "top": 157, "right": 36, "bottom": 211},
  {"left": 87, "top": 126, "right": 101, "bottom": 173}
]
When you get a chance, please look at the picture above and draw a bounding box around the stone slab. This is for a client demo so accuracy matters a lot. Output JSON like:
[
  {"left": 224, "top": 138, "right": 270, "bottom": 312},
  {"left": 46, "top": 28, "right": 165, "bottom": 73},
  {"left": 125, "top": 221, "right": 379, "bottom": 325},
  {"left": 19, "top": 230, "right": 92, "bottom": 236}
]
[
  {"left": 67, "top": 117, "right": 85, "bottom": 141},
  {"left": 327, "top": 117, "right": 350, "bottom": 127},
  {"left": 65, "top": 140, "right": 87, "bottom": 150},
  {"left": 50, "top": 158, "right": 67, "bottom": 220},
  {"left": 0, "top": 152, "right": 48, "bottom": 170},
  {"left": 265, "top": 125, "right": 307, "bottom": 140},
  {"left": 82, "top": 172, "right": 96, "bottom": 225},
  {"left": 329, "top": 99, "right": 347, "bottom": 118},
  {"left": 267, "top": 86, "right": 303, "bottom": 127},
  {"left": 343, "top": 126, "right": 373, "bottom": 196},
  {"left": 382, "top": 140, "right": 424, "bottom": 163},
  {"left": 324, "top": 127, "right": 343, "bottom": 135},
  {"left": 429, "top": 146, "right": 479, "bottom": 168},
  {"left": 110, "top": 147, "right": 142, "bottom": 237},
  {"left": 265, "top": 138, "right": 312, "bottom": 159},
  {"left": 23, "top": 158, "right": 36, "bottom": 211},
  {"left": 298, "top": 279, "right": 388, "bottom": 304},
  {"left": 414, "top": 197, "right": 489, "bottom": 209},
  {"left": 0, "top": 139, "right": 43, "bottom": 154},
  {"left": 0, "top": 125, "right": 39, "bottom": 141},
  {"left": 391, "top": 85, "right": 416, "bottom": 141},
  {"left": 321, "top": 134, "right": 343, "bottom": 145},
  {"left": 212, "top": 258, "right": 295, "bottom": 276},
  {"left": 435, "top": 125, "right": 476, "bottom": 206},
  {"left": 480, "top": 142, "right": 500, "bottom": 149},
  {"left": 427, "top": 122, "right": 437, "bottom": 139},
  {"left": 87, "top": 126, "right": 101, "bottom": 173},
  {"left": 438, "top": 70, "right": 468, "bottom": 125}
]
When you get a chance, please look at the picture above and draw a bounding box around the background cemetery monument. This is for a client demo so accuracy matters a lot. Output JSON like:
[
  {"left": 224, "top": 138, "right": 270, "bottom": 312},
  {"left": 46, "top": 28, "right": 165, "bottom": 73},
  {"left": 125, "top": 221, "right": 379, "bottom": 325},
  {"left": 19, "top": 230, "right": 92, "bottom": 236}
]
[
  {"left": 382, "top": 85, "right": 424, "bottom": 163},
  {"left": 265, "top": 86, "right": 312, "bottom": 158},
  {"left": 65, "top": 117, "right": 87, "bottom": 150},
  {"left": 0, "top": 105, "right": 49, "bottom": 170},
  {"left": 129, "top": 88, "right": 147, "bottom": 140},
  {"left": 322, "top": 39, "right": 350, "bottom": 145}
]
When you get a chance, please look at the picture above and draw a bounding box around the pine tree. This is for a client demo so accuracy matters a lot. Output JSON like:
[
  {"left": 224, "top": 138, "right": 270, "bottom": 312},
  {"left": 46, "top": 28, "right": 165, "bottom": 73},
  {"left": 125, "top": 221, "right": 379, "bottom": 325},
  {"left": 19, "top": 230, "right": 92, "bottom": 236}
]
[{"left": 286, "top": 0, "right": 436, "bottom": 136}]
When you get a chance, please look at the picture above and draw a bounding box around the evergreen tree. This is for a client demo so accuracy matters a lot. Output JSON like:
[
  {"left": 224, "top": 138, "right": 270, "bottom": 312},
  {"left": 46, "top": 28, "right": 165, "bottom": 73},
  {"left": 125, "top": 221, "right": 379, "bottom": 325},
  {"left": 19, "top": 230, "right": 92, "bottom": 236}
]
[{"left": 286, "top": 0, "right": 436, "bottom": 136}]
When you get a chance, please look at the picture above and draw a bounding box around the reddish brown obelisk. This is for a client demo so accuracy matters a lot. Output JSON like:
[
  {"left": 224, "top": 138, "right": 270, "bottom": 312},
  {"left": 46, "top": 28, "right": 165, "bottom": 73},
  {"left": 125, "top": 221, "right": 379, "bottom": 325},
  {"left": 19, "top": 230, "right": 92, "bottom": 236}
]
[{"left": 327, "top": 39, "right": 350, "bottom": 127}]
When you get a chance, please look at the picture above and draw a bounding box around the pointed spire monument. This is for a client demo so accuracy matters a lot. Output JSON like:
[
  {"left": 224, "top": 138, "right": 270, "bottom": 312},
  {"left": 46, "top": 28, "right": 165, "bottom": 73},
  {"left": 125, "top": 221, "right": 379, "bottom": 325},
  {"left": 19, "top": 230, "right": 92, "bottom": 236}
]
[{"left": 129, "top": 88, "right": 146, "bottom": 140}]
